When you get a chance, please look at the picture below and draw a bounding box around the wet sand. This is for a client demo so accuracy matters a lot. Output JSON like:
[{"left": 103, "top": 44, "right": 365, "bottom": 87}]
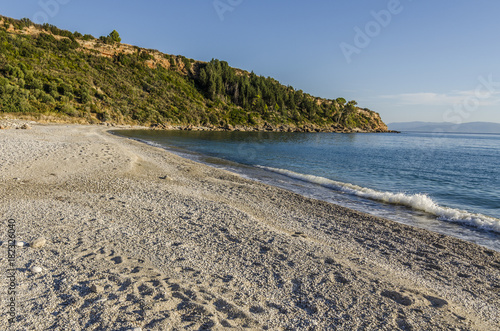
[{"left": 0, "top": 124, "right": 498, "bottom": 330}]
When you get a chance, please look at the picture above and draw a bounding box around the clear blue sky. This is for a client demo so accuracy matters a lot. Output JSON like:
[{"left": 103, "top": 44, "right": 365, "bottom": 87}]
[{"left": 2, "top": 0, "right": 500, "bottom": 124}]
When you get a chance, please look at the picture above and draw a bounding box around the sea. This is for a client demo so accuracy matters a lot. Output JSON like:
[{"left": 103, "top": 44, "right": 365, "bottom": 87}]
[{"left": 114, "top": 129, "right": 500, "bottom": 251}]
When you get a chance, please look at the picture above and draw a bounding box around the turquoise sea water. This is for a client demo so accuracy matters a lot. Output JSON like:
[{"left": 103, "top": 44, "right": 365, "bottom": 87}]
[{"left": 114, "top": 130, "right": 500, "bottom": 251}]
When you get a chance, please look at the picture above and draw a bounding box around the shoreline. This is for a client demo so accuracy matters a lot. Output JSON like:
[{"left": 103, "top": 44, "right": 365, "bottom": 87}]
[
  {"left": 0, "top": 116, "right": 401, "bottom": 134},
  {"left": 1, "top": 124, "right": 498, "bottom": 330},
  {"left": 150, "top": 123, "right": 400, "bottom": 134}
]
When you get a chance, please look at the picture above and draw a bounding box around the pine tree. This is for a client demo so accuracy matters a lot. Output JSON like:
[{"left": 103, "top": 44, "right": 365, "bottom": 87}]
[{"left": 109, "top": 30, "right": 121, "bottom": 43}]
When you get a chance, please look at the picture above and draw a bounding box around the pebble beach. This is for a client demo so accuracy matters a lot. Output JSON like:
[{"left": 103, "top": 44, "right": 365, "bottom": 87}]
[{"left": 1, "top": 123, "right": 499, "bottom": 330}]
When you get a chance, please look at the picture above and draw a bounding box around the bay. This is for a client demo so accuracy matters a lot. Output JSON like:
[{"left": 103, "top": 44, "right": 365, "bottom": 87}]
[{"left": 115, "top": 130, "right": 500, "bottom": 251}]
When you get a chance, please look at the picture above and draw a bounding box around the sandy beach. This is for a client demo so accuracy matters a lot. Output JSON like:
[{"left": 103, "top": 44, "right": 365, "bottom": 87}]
[{"left": 1, "top": 123, "right": 499, "bottom": 330}]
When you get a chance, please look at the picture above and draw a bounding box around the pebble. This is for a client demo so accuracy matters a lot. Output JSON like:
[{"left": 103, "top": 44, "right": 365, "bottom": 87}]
[
  {"left": 31, "top": 237, "right": 47, "bottom": 248},
  {"left": 15, "top": 241, "right": 25, "bottom": 247},
  {"left": 126, "top": 328, "right": 142, "bottom": 331},
  {"left": 90, "top": 284, "right": 104, "bottom": 294},
  {"left": 31, "top": 266, "right": 43, "bottom": 273},
  {"left": 20, "top": 124, "right": 32, "bottom": 130}
]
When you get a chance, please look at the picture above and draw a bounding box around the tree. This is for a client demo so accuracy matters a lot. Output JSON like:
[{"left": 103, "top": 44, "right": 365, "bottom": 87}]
[
  {"left": 199, "top": 68, "right": 208, "bottom": 87},
  {"left": 208, "top": 74, "right": 217, "bottom": 100},
  {"left": 100, "top": 30, "right": 121, "bottom": 44},
  {"left": 109, "top": 30, "right": 121, "bottom": 43},
  {"left": 336, "top": 97, "right": 346, "bottom": 106},
  {"left": 19, "top": 18, "right": 33, "bottom": 29}
]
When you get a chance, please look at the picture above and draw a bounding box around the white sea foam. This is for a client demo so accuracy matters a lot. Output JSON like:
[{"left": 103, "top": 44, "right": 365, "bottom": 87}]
[
  {"left": 258, "top": 166, "right": 500, "bottom": 233},
  {"left": 136, "top": 139, "right": 164, "bottom": 149}
]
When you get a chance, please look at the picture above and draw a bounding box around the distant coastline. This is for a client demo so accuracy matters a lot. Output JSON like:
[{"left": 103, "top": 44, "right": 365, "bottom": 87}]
[{"left": 388, "top": 121, "right": 500, "bottom": 134}]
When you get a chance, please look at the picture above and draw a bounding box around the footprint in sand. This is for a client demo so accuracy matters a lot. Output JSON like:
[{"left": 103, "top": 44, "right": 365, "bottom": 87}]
[
  {"left": 424, "top": 295, "right": 448, "bottom": 308},
  {"left": 381, "top": 290, "right": 413, "bottom": 306},
  {"left": 52, "top": 243, "right": 261, "bottom": 329},
  {"left": 291, "top": 231, "right": 307, "bottom": 238}
]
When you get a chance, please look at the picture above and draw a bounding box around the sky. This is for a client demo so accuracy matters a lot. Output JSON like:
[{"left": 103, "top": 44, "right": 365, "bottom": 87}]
[{"left": 2, "top": 0, "right": 500, "bottom": 124}]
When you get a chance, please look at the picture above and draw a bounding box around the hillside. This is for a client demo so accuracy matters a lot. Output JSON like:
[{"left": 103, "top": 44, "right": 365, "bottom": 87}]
[
  {"left": 0, "top": 15, "right": 389, "bottom": 132},
  {"left": 388, "top": 121, "right": 500, "bottom": 134}
]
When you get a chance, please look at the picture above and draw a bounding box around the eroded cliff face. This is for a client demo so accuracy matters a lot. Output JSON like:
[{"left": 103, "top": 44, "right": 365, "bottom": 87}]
[{"left": 357, "top": 108, "right": 389, "bottom": 132}]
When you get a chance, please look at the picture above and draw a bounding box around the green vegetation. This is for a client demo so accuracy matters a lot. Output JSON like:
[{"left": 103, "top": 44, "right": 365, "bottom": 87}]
[
  {"left": 99, "top": 30, "right": 121, "bottom": 45},
  {"left": 0, "top": 15, "right": 387, "bottom": 130}
]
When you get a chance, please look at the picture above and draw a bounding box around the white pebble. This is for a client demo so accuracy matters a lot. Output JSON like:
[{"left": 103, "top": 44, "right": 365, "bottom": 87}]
[
  {"left": 31, "top": 237, "right": 47, "bottom": 248},
  {"left": 31, "top": 266, "right": 43, "bottom": 273},
  {"left": 15, "top": 241, "right": 25, "bottom": 247}
]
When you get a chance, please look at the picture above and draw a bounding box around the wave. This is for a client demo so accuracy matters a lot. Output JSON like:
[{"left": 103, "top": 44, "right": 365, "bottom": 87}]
[
  {"left": 133, "top": 139, "right": 165, "bottom": 149},
  {"left": 258, "top": 166, "right": 500, "bottom": 233}
]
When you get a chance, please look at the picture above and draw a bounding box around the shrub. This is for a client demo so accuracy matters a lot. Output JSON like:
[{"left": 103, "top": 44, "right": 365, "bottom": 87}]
[
  {"left": 182, "top": 57, "right": 191, "bottom": 71},
  {"left": 60, "top": 103, "right": 78, "bottom": 116},
  {"left": 139, "top": 51, "right": 153, "bottom": 61},
  {"left": 99, "top": 30, "right": 121, "bottom": 45},
  {"left": 76, "top": 87, "right": 91, "bottom": 104},
  {"left": 57, "top": 83, "right": 73, "bottom": 97},
  {"left": 37, "top": 90, "right": 55, "bottom": 103}
]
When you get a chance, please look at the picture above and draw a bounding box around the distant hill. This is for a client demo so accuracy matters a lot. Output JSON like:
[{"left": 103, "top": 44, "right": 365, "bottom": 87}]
[
  {"left": 0, "top": 15, "right": 389, "bottom": 132},
  {"left": 388, "top": 121, "right": 500, "bottom": 134}
]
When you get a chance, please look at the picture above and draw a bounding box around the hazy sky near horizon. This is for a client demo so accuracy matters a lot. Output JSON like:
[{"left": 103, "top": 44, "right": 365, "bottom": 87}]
[{"left": 2, "top": 0, "right": 500, "bottom": 124}]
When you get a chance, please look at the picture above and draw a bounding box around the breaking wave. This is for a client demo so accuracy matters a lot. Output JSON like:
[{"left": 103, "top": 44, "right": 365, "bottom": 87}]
[{"left": 258, "top": 166, "right": 500, "bottom": 233}]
